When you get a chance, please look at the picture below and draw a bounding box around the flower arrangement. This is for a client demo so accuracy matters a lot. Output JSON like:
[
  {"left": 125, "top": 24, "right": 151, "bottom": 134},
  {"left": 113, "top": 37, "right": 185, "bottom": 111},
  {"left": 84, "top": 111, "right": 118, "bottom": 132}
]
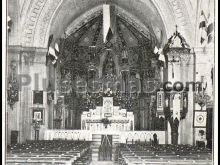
[
  {"left": 32, "top": 119, "right": 41, "bottom": 130},
  {"left": 101, "top": 118, "right": 111, "bottom": 128},
  {"left": 195, "top": 92, "right": 211, "bottom": 109},
  {"left": 7, "top": 78, "right": 19, "bottom": 109}
]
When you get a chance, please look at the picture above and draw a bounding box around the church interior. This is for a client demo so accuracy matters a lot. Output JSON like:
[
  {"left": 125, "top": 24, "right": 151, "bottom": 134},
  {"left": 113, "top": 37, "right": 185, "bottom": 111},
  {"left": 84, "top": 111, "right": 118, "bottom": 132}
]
[{"left": 6, "top": 0, "right": 215, "bottom": 164}]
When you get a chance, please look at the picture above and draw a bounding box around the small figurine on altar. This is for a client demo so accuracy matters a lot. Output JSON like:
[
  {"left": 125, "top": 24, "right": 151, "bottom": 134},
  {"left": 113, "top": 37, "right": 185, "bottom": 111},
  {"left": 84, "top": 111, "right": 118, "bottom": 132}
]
[{"left": 104, "top": 88, "right": 113, "bottom": 97}]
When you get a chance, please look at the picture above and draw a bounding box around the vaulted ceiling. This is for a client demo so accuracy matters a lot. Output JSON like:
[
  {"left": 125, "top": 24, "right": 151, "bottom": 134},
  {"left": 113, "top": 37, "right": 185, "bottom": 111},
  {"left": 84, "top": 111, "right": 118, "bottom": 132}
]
[
  {"left": 9, "top": 0, "right": 196, "bottom": 47},
  {"left": 49, "top": 0, "right": 166, "bottom": 46},
  {"left": 64, "top": 14, "right": 157, "bottom": 48}
]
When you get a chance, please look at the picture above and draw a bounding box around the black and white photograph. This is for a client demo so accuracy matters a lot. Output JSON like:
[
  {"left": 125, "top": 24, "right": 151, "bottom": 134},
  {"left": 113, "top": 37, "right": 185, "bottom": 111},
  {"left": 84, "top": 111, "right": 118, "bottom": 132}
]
[{"left": 3, "top": 0, "right": 217, "bottom": 164}]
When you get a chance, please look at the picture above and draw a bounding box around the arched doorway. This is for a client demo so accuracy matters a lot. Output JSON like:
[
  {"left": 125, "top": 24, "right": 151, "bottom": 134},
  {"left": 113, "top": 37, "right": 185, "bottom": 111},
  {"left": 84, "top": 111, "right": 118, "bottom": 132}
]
[{"left": 51, "top": 8, "right": 167, "bottom": 131}]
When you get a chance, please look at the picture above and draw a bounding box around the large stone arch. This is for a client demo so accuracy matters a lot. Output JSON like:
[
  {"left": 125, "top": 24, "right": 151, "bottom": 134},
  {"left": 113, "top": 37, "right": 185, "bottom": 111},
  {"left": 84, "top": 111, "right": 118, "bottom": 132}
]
[{"left": 20, "top": 0, "right": 195, "bottom": 48}]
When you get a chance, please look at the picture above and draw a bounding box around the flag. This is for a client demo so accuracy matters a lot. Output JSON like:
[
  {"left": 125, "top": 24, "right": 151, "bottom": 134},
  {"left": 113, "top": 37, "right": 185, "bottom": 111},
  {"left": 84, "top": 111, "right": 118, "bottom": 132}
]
[
  {"left": 54, "top": 42, "right": 60, "bottom": 63},
  {"left": 199, "top": 11, "right": 207, "bottom": 45},
  {"left": 55, "top": 42, "right": 59, "bottom": 52},
  {"left": 7, "top": 16, "right": 11, "bottom": 22},
  {"left": 206, "top": 0, "right": 214, "bottom": 45},
  {"left": 48, "top": 47, "right": 56, "bottom": 56},
  {"left": 8, "top": 16, "right": 12, "bottom": 31},
  {"left": 159, "top": 54, "right": 165, "bottom": 63},
  {"left": 49, "top": 47, "right": 58, "bottom": 61},
  {"left": 154, "top": 46, "right": 162, "bottom": 55},
  {"left": 46, "top": 34, "right": 53, "bottom": 65},
  {"left": 199, "top": 10, "right": 214, "bottom": 45},
  {"left": 154, "top": 46, "right": 166, "bottom": 67},
  {"left": 106, "top": 28, "right": 114, "bottom": 42},
  {"left": 47, "top": 47, "right": 58, "bottom": 66},
  {"left": 154, "top": 46, "right": 159, "bottom": 54},
  {"left": 199, "top": 11, "right": 206, "bottom": 28},
  {"left": 46, "top": 35, "right": 58, "bottom": 66},
  {"left": 207, "top": 22, "right": 214, "bottom": 44},
  {"left": 47, "top": 34, "right": 53, "bottom": 48}
]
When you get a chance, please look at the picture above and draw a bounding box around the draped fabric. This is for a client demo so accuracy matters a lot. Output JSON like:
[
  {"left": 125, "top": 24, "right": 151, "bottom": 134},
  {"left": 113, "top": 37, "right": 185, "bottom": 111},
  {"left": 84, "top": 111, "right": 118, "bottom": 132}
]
[
  {"left": 103, "top": 5, "right": 111, "bottom": 43},
  {"left": 99, "top": 135, "right": 112, "bottom": 161},
  {"left": 103, "top": 4, "right": 116, "bottom": 43}
]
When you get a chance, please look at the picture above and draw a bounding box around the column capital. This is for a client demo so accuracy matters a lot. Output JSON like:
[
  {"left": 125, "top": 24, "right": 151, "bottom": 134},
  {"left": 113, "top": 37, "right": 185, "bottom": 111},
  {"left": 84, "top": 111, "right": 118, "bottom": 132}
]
[{"left": 8, "top": 46, "right": 47, "bottom": 65}]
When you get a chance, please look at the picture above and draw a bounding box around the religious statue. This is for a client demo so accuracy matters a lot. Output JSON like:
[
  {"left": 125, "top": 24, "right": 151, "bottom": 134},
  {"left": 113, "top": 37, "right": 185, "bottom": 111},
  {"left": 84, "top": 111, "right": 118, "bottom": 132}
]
[
  {"left": 54, "top": 97, "right": 64, "bottom": 129},
  {"left": 153, "top": 133, "right": 158, "bottom": 146},
  {"left": 104, "top": 88, "right": 113, "bottom": 97},
  {"left": 103, "top": 52, "right": 116, "bottom": 79},
  {"left": 55, "top": 105, "right": 62, "bottom": 119}
]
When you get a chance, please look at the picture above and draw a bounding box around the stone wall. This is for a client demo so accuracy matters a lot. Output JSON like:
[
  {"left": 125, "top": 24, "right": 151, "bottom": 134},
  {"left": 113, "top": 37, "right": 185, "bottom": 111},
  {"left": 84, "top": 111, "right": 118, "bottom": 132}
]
[
  {"left": 6, "top": 0, "right": 214, "bottom": 144},
  {"left": 7, "top": 46, "right": 48, "bottom": 144}
]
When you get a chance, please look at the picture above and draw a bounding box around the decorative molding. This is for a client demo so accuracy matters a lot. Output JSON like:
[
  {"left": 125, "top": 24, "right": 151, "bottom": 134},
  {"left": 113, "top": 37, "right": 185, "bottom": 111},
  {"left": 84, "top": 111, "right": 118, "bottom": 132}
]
[
  {"left": 65, "top": 6, "right": 103, "bottom": 37},
  {"left": 22, "top": 0, "right": 63, "bottom": 47},
  {"left": 179, "top": 53, "right": 191, "bottom": 64},
  {"left": 20, "top": 0, "right": 194, "bottom": 51},
  {"left": 23, "top": 0, "right": 47, "bottom": 46},
  {"left": 8, "top": 46, "right": 47, "bottom": 64},
  {"left": 20, "top": 48, "right": 36, "bottom": 65},
  {"left": 34, "top": 0, "right": 63, "bottom": 47}
]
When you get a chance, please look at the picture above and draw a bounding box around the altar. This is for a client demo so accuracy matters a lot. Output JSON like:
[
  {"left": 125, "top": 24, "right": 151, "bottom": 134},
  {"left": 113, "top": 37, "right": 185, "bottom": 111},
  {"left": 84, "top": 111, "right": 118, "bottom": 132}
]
[{"left": 81, "top": 97, "right": 134, "bottom": 131}]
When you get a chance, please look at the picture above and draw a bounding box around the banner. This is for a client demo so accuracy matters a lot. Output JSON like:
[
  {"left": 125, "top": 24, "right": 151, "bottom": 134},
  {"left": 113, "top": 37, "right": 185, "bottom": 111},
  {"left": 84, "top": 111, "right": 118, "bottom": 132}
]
[
  {"left": 103, "top": 4, "right": 111, "bottom": 43},
  {"left": 103, "top": 4, "right": 115, "bottom": 43}
]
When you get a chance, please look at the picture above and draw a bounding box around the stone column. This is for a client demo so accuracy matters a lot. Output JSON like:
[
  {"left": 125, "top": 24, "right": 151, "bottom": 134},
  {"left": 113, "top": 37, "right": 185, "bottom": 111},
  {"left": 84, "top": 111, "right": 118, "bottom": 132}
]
[
  {"left": 61, "top": 97, "right": 65, "bottom": 129},
  {"left": 121, "top": 70, "right": 129, "bottom": 93},
  {"left": 7, "top": 46, "right": 22, "bottom": 144},
  {"left": 138, "top": 97, "right": 145, "bottom": 130},
  {"left": 19, "top": 48, "right": 35, "bottom": 143},
  {"left": 16, "top": 47, "right": 48, "bottom": 141},
  {"left": 7, "top": 46, "right": 47, "bottom": 142},
  {"left": 47, "top": 100, "right": 54, "bottom": 129},
  {"left": 179, "top": 52, "right": 194, "bottom": 145}
]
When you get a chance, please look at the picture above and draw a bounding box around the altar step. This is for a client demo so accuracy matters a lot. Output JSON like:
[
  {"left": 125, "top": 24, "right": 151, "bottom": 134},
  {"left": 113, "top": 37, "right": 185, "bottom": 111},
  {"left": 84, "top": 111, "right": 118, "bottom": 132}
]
[
  {"left": 89, "top": 161, "right": 116, "bottom": 165},
  {"left": 92, "top": 134, "right": 102, "bottom": 145},
  {"left": 112, "top": 134, "right": 120, "bottom": 144},
  {"left": 91, "top": 134, "right": 101, "bottom": 161},
  {"left": 91, "top": 134, "right": 120, "bottom": 161},
  {"left": 111, "top": 134, "right": 120, "bottom": 162},
  {"left": 92, "top": 146, "right": 118, "bottom": 162},
  {"left": 92, "top": 134, "right": 120, "bottom": 144},
  {"left": 91, "top": 145, "right": 100, "bottom": 159}
]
